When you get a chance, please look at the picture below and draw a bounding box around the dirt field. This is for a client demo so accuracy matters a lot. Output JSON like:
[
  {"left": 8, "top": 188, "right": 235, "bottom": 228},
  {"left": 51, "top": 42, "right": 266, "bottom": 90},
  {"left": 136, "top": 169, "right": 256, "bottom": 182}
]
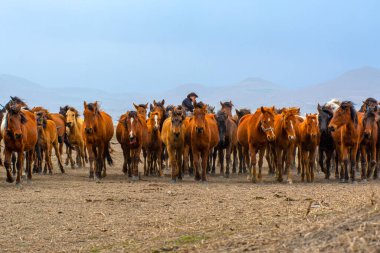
[{"left": 0, "top": 139, "right": 379, "bottom": 253}]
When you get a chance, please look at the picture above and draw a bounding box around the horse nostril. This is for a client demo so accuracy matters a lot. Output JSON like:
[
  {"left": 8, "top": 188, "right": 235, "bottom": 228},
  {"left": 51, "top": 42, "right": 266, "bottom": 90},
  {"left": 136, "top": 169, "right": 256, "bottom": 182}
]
[
  {"left": 85, "top": 128, "right": 93, "bottom": 134},
  {"left": 15, "top": 133, "right": 22, "bottom": 139},
  {"left": 328, "top": 126, "right": 335, "bottom": 132}
]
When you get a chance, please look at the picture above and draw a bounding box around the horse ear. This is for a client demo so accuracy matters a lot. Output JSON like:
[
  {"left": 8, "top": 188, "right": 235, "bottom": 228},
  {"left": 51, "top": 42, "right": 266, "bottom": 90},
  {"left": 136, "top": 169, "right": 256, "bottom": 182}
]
[
  {"left": 83, "top": 101, "right": 87, "bottom": 109},
  {"left": 230, "top": 101, "right": 233, "bottom": 107},
  {"left": 145, "top": 103, "right": 148, "bottom": 109},
  {"left": 235, "top": 109, "right": 239, "bottom": 115},
  {"left": 161, "top": 99, "right": 165, "bottom": 105},
  {"left": 153, "top": 100, "right": 157, "bottom": 106},
  {"left": 220, "top": 101, "right": 223, "bottom": 107},
  {"left": 150, "top": 104, "right": 153, "bottom": 112},
  {"left": 317, "top": 103, "right": 322, "bottom": 112},
  {"left": 133, "top": 103, "right": 139, "bottom": 110},
  {"left": 260, "top": 106, "right": 265, "bottom": 114}
]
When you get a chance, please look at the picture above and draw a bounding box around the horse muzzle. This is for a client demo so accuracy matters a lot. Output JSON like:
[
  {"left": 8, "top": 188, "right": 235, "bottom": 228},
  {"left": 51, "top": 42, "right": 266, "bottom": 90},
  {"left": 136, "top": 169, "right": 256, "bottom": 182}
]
[
  {"left": 288, "top": 135, "right": 295, "bottom": 141},
  {"left": 85, "top": 127, "right": 93, "bottom": 134},
  {"left": 328, "top": 126, "right": 335, "bottom": 132},
  {"left": 267, "top": 135, "right": 275, "bottom": 142},
  {"left": 364, "top": 132, "right": 371, "bottom": 139},
  {"left": 196, "top": 127, "right": 204, "bottom": 134},
  {"left": 66, "top": 122, "right": 72, "bottom": 128},
  {"left": 15, "top": 133, "right": 22, "bottom": 139},
  {"left": 174, "top": 132, "right": 180, "bottom": 138}
]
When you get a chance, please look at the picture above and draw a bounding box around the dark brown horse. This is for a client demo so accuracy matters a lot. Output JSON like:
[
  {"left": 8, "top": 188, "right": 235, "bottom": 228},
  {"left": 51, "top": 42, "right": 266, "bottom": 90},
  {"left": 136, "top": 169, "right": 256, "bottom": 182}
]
[
  {"left": 214, "top": 110, "right": 238, "bottom": 177},
  {"left": 83, "top": 101, "right": 114, "bottom": 180},
  {"left": 116, "top": 111, "right": 143, "bottom": 180},
  {"left": 189, "top": 102, "right": 219, "bottom": 181},
  {"left": 360, "top": 104, "right": 379, "bottom": 180},
  {"left": 1, "top": 101, "right": 37, "bottom": 185},
  {"left": 329, "top": 101, "right": 363, "bottom": 182}
]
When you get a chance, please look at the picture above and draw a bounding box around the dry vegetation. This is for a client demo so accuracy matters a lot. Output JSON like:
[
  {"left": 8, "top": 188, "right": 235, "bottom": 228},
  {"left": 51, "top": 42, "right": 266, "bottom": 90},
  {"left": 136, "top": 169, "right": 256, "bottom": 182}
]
[{"left": 0, "top": 139, "right": 379, "bottom": 253}]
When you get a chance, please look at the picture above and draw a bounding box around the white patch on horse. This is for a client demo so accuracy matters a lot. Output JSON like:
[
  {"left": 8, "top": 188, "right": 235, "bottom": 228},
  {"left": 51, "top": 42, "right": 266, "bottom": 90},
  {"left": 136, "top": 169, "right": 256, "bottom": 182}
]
[
  {"left": 154, "top": 114, "right": 158, "bottom": 128},
  {"left": 1, "top": 111, "right": 7, "bottom": 134},
  {"left": 129, "top": 117, "right": 134, "bottom": 138}
]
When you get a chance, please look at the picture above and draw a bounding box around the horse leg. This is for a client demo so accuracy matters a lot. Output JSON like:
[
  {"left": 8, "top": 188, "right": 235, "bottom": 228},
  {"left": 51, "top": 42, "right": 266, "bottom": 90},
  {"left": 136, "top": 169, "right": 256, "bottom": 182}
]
[
  {"left": 257, "top": 147, "right": 265, "bottom": 182},
  {"left": 286, "top": 147, "right": 294, "bottom": 184},
  {"left": 232, "top": 146, "right": 237, "bottom": 174},
  {"left": 243, "top": 147, "right": 250, "bottom": 176},
  {"left": 47, "top": 144, "right": 53, "bottom": 175},
  {"left": 167, "top": 146, "right": 177, "bottom": 182},
  {"left": 15, "top": 151, "right": 24, "bottom": 185},
  {"left": 367, "top": 143, "right": 377, "bottom": 179},
  {"left": 301, "top": 148, "right": 307, "bottom": 182},
  {"left": 54, "top": 141, "right": 65, "bottom": 173},
  {"left": 201, "top": 150, "right": 209, "bottom": 182},
  {"left": 65, "top": 145, "right": 70, "bottom": 166},
  {"left": 341, "top": 147, "right": 349, "bottom": 182},
  {"left": 11, "top": 152, "right": 16, "bottom": 176},
  {"left": 4, "top": 148, "right": 14, "bottom": 183},
  {"left": 158, "top": 147, "right": 163, "bottom": 177},
  {"left": 192, "top": 150, "right": 201, "bottom": 181},
  {"left": 142, "top": 148, "right": 147, "bottom": 176},
  {"left": 297, "top": 146, "right": 302, "bottom": 175},
  {"left": 219, "top": 148, "right": 224, "bottom": 177},
  {"left": 226, "top": 146, "right": 232, "bottom": 178},
  {"left": 249, "top": 143, "right": 257, "bottom": 183},
  {"left": 183, "top": 145, "right": 189, "bottom": 175},
  {"left": 350, "top": 146, "right": 358, "bottom": 182},
  {"left": 325, "top": 150, "right": 333, "bottom": 180},
  {"left": 132, "top": 147, "right": 141, "bottom": 180},
  {"left": 96, "top": 144, "right": 104, "bottom": 179},
  {"left": 275, "top": 147, "right": 283, "bottom": 182},
  {"left": 177, "top": 149, "right": 183, "bottom": 180},
  {"left": 87, "top": 144, "right": 95, "bottom": 179},
  {"left": 26, "top": 150, "right": 33, "bottom": 182}
]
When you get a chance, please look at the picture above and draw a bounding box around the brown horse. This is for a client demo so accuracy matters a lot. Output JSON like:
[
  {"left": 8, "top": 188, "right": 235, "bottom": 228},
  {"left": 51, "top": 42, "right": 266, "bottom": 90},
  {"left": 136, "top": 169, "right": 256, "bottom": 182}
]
[
  {"left": 133, "top": 103, "right": 149, "bottom": 173},
  {"left": 235, "top": 108, "right": 251, "bottom": 174},
  {"left": 189, "top": 102, "right": 219, "bottom": 181},
  {"left": 272, "top": 107, "right": 300, "bottom": 183},
  {"left": 161, "top": 106, "right": 186, "bottom": 182},
  {"left": 0, "top": 108, "right": 5, "bottom": 166},
  {"left": 360, "top": 105, "right": 378, "bottom": 180},
  {"left": 329, "top": 101, "right": 363, "bottom": 182},
  {"left": 220, "top": 101, "right": 234, "bottom": 118},
  {"left": 116, "top": 111, "right": 143, "bottom": 180},
  {"left": 83, "top": 101, "right": 114, "bottom": 180},
  {"left": 34, "top": 111, "right": 65, "bottom": 174},
  {"left": 237, "top": 107, "right": 276, "bottom": 182},
  {"left": 297, "top": 114, "right": 319, "bottom": 182},
  {"left": 32, "top": 106, "right": 66, "bottom": 156},
  {"left": 150, "top": 99, "right": 166, "bottom": 128},
  {"left": 1, "top": 102, "right": 37, "bottom": 185},
  {"left": 214, "top": 110, "right": 238, "bottom": 177},
  {"left": 146, "top": 111, "right": 163, "bottom": 176},
  {"left": 66, "top": 107, "right": 87, "bottom": 168}
]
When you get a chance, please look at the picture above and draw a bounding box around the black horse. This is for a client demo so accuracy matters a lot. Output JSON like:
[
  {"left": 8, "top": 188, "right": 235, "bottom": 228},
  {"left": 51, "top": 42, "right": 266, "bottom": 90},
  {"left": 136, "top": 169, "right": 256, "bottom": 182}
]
[{"left": 317, "top": 104, "right": 338, "bottom": 179}]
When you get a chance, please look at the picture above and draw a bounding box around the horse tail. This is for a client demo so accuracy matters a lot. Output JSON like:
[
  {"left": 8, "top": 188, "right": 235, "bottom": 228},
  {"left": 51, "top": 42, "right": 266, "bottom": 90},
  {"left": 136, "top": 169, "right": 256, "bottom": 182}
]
[{"left": 105, "top": 142, "right": 113, "bottom": 166}]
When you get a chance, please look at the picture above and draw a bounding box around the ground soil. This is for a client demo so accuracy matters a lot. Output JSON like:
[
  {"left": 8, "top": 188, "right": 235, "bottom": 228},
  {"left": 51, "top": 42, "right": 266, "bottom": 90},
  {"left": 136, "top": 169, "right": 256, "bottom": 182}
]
[{"left": 0, "top": 138, "right": 379, "bottom": 253}]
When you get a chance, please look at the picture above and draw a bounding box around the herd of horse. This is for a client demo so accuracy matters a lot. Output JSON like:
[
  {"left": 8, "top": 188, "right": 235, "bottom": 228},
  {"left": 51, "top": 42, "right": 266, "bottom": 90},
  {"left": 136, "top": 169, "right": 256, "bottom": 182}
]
[{"left": 0, "top": 96, "right": 379, "bottom": 186}]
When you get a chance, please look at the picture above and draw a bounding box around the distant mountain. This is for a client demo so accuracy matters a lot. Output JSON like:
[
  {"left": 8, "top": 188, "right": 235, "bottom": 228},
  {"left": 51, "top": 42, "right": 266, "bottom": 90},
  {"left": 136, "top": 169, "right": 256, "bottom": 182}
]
[{"left": 1, "top": 66, "right": 379, "bottom": 118}]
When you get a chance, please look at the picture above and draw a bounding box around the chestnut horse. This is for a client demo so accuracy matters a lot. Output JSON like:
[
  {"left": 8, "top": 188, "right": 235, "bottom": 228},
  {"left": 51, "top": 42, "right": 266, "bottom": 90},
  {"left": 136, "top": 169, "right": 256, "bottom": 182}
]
[
  {"left": 83, "top": 101, "right": 114, "bottom": 179},
  {"left": 237, "top": 107, "right": 276, "bottom": 182},
  {"left": 1, "top": 102, "right": 37, "bottom": 185},
  {"left": 297, "top": 114, "right": 319, "bottom": 182},
  {"left": 329, "top": 101, "right": 363, "bottom": 182},
  {"left": 317, "top": 104, "right": 338, "bottom": 179},
  {"left": 189, "top": 102, "right": 219, "bottom": 181},
  {"left": 116, "top": 111, "right": 143, "bottom": 180},
  {"left": 133, "top": 103, "right": 149, "bottom": 173},
  {"left": 0, "top": 107, "right": 5, "bottom": 166},
  {"left": 146, "top": 111, "right": 163, "bottom": 176},
  {"left": 34, "top": 111, "right": 65, "bottom": 174},
  {"left": 32, "top": 106, "right": 66, "bottom": 156},
  {"left": 213, "top": 110, "right": 238, "bottom": 177},
  {"left": 235, "top": 108, "right": 251, "bottom": 174},
  {"left": 66, "top": 107, "right": 87, "bottom": 168},
  {"left": 271, "top": 107, "right": 299, "bottom": 183},
  {"left": 161, "top": 107, "right": 186, "bottom": 182},
  {"left": 360, "top": 104, "right": 378, "bottom": 180}
]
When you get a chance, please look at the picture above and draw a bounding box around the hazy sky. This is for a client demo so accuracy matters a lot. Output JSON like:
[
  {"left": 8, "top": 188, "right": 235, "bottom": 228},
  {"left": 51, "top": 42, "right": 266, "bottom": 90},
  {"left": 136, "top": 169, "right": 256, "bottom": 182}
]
[{"left": 1, "top": 0, "right": 379, "bottom": 92}]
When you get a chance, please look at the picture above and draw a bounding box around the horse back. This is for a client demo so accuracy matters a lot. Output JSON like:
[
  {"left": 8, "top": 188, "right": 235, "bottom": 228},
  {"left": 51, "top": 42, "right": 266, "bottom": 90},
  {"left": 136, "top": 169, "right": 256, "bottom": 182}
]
[
  {"left": 22, "top": 110, "right": 38, "bottom": 150},
  {"left": 100, "top": 111, "right": 114, "bottom": 142},
  {"left": 206, "top": 114, "right": 219, "bottom": 149}
]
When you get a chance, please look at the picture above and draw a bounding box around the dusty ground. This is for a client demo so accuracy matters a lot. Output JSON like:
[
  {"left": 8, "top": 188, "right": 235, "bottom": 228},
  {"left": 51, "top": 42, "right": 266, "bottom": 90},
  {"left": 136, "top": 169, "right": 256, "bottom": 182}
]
[{"left": 0, "top": 139, "right": 379, "bottom": 253}]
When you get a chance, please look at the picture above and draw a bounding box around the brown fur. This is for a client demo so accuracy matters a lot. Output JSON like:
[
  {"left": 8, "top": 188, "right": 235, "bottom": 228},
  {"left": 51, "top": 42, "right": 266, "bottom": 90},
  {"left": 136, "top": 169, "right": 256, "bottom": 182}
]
[
  {"left": 146, "top": 111, "right": 163, "bottom": 176},
  {"left": 1, "top": 103, "right": 38, "bottom": 185},
  {"left": 83, "top": 101, "right": 114, "bottom": 179},
  {"left": 66, "top": 107, "right": 87, "bottom": 168}
]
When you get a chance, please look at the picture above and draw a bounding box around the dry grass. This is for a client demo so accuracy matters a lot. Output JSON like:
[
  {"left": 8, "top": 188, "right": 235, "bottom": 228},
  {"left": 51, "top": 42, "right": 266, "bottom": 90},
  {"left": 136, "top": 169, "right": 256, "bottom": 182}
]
[{"left": 0, "top": 138, "right": 379, "bottom": 252}]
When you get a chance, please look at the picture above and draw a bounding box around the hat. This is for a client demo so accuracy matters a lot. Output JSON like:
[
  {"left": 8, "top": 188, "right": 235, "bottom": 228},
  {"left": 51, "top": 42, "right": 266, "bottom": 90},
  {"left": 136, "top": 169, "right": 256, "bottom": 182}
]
[{"left": 187, "top": 92, "right": 198, "bottom": 98}]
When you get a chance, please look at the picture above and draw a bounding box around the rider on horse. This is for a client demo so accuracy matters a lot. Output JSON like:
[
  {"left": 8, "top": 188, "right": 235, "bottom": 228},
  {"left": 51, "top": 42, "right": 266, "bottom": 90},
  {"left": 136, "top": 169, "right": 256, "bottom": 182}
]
[{"left": 182, "top": 92, "right": 198, "bottom": 116}]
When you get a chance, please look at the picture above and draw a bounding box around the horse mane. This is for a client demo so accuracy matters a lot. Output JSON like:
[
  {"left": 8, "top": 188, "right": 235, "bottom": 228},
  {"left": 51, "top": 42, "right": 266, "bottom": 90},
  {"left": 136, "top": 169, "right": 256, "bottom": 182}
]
[
  {"left": 8, "top": 104, "right": 27, "bottom": 124},
  {"left": 6, "top": 96, "right": 29, "bottom": 110},
  {"left": 68, "top": 107, "right": 80, "bottom": 117},
  {"left": 194, "top": 101, "right": 205, "bottom": 109},
  {"left": 128, "top": 111, "right": 138, "bottom": 118},
  {"left": 221, "top": 101, "right": 233, "bottom": 108},
  {"left": 32, "top": 106, "right": 53, "bottom": 120},
  {"left": 165, "top": 105, "right": 175, "bottom": 112},
  {"left": 340, "top": 101, "right": 358, "bottom": 126}
]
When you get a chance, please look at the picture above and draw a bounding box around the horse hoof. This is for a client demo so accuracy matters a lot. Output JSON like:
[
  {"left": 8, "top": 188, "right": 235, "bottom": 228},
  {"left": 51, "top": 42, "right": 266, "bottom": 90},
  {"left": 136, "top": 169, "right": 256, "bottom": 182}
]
[
  {"left": 361, "top": 179, "right": 368, "bottom": 183},
  {"left": 352, "top": 180, "right": 358, "bottom": 184},
  {"left": 287, "top": 180, "right": 293, "bottom": 185},
  {"left": 27, "top": 180, "right": 32, "bottom": 185},
  {"left": 15, "top": 183, "right": 22, "bottom": 188},
  {"left": 170, "top": 179, "right": 176, "bottom": 184},
  {"left": 132, "top": 176, "right": 139, "bottom": 181},
  {"left": 6, "top": 177, "right": 14, "bottom": 183}
]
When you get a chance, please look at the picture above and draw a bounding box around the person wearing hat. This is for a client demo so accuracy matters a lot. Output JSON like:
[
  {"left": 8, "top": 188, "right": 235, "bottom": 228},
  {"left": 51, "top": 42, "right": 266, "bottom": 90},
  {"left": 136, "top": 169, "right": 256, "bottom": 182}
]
[{"left": 182, "top": 92, "right": 198, "bottom": 115}]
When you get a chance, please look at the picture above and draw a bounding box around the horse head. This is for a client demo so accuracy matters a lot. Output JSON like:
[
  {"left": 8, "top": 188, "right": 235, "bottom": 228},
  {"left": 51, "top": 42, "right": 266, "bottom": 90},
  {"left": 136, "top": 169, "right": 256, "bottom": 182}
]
[
  {"left": 133, "top": 103, "right": 148, "bottom": 119},
  {"left": 328, "top": 101, "right": 357, "bottom": 132},
  {"left": 363, "top": 106, "right": 378, "bottom": 139},
  {"left": 216, "top": 110, "right": 228, "bottom": 146},
  {"left": 66, "top": 107, "right": 79, "bottom": 128},
  {"left": 83, "top": 101, "right": 100, "bottom": 134},
  {"left": 317, "top": 104, "right": 333, "bottom": 133},
  {"left": 305, "top": 113, "right": 319, "bottom": 139},
  {"left": 5, "top": 102, "right": 27, "bottom": 140},
  {"left": 125, "top": 111, "right": 140, "bottom": 144},
  {"left": 260, "top": 106, "right": 276, "bottom": 142},
  {"left": 193, "top": 102, "right": 207, "bottom": 134},
  {"left": 171, "top": 107, "right": 185, "bottom": 138},
  {"left": 281, "top": 108, "right": 299, "bottom": 141}
]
